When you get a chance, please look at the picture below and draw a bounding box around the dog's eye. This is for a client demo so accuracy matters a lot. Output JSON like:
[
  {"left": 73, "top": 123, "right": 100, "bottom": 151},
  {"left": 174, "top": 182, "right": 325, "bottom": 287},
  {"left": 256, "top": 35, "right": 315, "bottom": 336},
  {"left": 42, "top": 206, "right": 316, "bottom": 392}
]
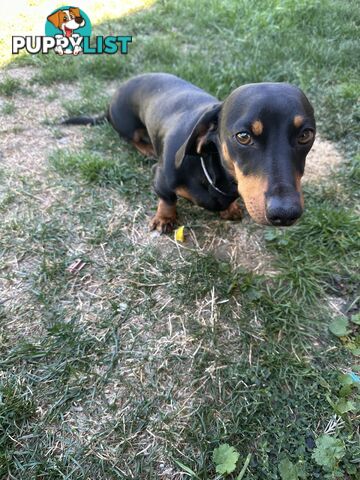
[
  {"left": 298, "top": 129, "right": 314, "bottom": 144},
  {"left": 236, "top": 132, "right": 252, "bottom": 145},
  {"left": 63, "top": 16, "right": 67, "bottom": 21}
]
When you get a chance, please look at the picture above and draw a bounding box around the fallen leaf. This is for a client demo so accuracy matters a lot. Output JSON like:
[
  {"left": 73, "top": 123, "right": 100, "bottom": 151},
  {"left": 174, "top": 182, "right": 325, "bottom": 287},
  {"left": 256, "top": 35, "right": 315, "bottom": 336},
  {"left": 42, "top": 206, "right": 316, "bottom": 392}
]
[{"left": 174, "top": 225, "right": 185, "bottom": 242}]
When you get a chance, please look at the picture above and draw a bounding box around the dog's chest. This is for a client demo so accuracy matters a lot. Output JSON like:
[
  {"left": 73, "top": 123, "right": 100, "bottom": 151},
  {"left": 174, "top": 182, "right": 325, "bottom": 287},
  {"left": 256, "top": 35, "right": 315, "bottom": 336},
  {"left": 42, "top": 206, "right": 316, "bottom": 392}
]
[{"left": 181, "top": 155, "right": 239, "bottom": 211}]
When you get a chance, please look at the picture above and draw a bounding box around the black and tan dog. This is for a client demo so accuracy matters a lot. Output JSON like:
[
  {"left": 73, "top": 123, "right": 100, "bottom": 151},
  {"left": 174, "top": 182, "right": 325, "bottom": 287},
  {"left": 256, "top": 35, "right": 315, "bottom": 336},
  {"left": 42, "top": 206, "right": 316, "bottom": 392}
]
[{"left": 62, "top": 73, "right": 316, "bottom": 232}]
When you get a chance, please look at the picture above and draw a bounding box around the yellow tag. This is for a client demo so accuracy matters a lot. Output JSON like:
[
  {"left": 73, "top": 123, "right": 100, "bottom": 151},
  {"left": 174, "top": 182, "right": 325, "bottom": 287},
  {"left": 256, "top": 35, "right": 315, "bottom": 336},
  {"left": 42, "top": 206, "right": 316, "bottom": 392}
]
[{"left": 174, "top": 225, "right": 185, "bottom": 242}]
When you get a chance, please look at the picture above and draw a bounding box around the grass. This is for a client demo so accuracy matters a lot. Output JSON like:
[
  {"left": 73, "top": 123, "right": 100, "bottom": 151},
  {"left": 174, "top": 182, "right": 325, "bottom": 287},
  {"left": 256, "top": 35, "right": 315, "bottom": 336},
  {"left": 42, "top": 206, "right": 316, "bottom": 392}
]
[
  {"left": 1, "top": 0, "right": 359, "bottom": 479},
  {"left": 1, "top": 101, "right": 16, "bottom": 115},
  {"left": 0, "top": 76, "right": 21, "bottom": 96}
]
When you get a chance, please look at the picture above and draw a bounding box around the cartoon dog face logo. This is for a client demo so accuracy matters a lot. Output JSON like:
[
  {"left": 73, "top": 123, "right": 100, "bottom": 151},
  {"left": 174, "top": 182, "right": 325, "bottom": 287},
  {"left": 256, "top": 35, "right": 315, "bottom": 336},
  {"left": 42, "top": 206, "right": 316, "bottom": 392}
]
[
  {"left": 47, "top": 7, "right": 86, "bottom": 55},
  {"left": 47, "top": 7, "right": 85, "bottom": 37}
]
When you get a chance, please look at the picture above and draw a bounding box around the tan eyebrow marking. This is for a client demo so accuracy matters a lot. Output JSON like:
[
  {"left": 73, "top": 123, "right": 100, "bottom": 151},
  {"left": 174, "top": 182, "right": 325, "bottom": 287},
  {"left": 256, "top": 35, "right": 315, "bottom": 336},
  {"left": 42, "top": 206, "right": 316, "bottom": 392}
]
[
  {"left": 251, "top": 120, "right": 263, "bottom": 136},
  {"left": 294, "top": 115, "right": 304, "bottom": 128}
]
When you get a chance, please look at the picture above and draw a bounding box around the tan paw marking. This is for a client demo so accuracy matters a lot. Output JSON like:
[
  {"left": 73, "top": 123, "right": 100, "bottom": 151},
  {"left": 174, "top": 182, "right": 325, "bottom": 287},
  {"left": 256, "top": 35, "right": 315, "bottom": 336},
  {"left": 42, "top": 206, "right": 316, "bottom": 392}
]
[
  {"left": 219, "top": 201, "right": 243, "bottom": 221},
  {"left": 149, "top": 199, "right": 177, "bottom": 233}
]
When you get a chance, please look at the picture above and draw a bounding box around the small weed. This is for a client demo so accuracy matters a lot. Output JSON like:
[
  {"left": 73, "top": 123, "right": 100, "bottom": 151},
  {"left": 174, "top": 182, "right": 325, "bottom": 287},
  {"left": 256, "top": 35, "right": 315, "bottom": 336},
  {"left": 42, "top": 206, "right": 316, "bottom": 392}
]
[
  {"left": 0, "top": 76, "right": 21, "bottom": 96},
  {"left": 1, "top": 101, "right": 16, "bottom": 114}
]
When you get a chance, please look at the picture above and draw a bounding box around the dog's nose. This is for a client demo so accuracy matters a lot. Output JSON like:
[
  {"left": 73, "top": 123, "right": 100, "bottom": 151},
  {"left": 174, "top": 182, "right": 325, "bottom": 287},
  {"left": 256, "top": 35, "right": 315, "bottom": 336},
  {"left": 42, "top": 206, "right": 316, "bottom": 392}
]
[
  {"left": 266, "top": 195, "right": 303, "bottom": 227},
  {"left": 75, "top": 16, "right": 83, "bottom": 24}
]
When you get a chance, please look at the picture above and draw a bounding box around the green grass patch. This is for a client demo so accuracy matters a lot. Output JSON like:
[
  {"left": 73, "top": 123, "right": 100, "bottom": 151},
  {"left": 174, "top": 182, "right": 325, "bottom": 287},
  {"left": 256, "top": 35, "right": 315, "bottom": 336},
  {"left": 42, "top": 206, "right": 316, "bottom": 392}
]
[
  {"left": 0, "top": 76, "right": 21, "bottom": 96},
  {"left": 1, "top": 101, "right": 16, "bottom": 115},
  {"left": 264, "top": 193, "right": 360, "bottom": 303},
  {"left": 49, "top": 142, "right": 152, "bottom": 198},
  {"left": 62, "top": 79, "right": 109, "bottom": 117}
]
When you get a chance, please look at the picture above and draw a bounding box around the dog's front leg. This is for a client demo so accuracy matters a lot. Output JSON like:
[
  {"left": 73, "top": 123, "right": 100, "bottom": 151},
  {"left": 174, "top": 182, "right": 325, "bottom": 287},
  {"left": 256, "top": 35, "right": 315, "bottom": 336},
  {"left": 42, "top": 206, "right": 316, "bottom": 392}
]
[
  {"left": 149, "top": 199, "right": 177, "bottom": 234},
  {"left": 149, "top": 166, "right": 177, "bottom": 233},
  {"left": 73, "top": 45, "right": 82, "bottom": 55},
  {"left": 72, "top": 34, "right": 82, "bottom": 56},
  {"left": 219, "top": 200, "right": 243, "bottom": 221},
  {"left": 54, "top": 34, "right": 65, "bottom": 55}
]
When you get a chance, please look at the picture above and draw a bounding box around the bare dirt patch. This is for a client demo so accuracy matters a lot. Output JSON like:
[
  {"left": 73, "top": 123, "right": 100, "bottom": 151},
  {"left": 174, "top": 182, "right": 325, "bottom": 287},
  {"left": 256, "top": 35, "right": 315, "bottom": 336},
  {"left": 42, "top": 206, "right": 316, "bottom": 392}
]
[
  {"left": 0, "top": 66, "right": 85, "bottom": 177},
  {"left": 304, "top": 136, "right": 343, "bottom": 183}
]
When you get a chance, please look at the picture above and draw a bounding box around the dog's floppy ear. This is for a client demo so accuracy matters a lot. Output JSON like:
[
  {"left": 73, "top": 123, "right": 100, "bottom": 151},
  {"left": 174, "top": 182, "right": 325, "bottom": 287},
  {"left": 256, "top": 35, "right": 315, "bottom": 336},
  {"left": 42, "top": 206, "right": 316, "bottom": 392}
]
[
  {"left": 47, "top": 10, "right": 63, "bottom": 29},
  {"left": 69, "top": 7, "right": 81, "bottom": 17},
  {"left": 175, "top": 103, "right": 222, "bottom": 168}
]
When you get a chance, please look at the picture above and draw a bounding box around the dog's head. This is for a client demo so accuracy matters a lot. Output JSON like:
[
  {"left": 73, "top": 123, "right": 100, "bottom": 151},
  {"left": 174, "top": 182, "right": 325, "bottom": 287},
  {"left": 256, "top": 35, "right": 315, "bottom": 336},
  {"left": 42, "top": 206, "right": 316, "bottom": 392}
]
[
  {"left": 47, "top": 7, "right": 85, "bottom": 36},
  {"left": 175, "top": 83, "right": 316, "bottom": 227}
]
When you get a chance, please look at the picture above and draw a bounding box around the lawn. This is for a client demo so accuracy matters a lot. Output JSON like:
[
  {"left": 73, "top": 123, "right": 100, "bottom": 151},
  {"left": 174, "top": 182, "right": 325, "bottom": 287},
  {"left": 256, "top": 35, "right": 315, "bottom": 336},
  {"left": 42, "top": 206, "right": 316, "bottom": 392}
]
[{"left": 0, "top": 0, "right": 359, "bottom": 479}]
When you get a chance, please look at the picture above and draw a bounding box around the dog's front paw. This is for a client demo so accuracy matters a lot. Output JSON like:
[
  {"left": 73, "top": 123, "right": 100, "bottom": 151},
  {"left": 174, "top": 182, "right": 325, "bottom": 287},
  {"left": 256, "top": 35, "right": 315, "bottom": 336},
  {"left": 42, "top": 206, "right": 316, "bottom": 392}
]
[
  {"left": 73, "top": 45, "right": 82, "bottom": 55},
  {"left": 219, "top": 201, "right": 243, "bottom": 221},
  {"left": 54, "top": 45, "right": 64, "bottom": 55},
  {"left": 149, "top": 214, "right": 177, "bottom": 234}
]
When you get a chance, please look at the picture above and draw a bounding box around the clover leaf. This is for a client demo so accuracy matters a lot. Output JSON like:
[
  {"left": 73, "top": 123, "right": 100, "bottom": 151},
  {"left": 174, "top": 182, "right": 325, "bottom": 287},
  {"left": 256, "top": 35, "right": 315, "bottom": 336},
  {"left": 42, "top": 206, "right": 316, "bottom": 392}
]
[
  {"left": 212, "top": 443, "right": 239, "bottom": 475},
  {"left": 312, "top": 434, "right": 345, "bottom": 471}
]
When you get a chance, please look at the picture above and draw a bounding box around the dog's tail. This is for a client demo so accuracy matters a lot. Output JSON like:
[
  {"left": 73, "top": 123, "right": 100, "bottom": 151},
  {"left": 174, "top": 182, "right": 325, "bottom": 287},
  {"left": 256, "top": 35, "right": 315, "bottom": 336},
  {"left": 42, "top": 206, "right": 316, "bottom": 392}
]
[{"left": 61, "top": 112, "right": 108, "bottom": 126}]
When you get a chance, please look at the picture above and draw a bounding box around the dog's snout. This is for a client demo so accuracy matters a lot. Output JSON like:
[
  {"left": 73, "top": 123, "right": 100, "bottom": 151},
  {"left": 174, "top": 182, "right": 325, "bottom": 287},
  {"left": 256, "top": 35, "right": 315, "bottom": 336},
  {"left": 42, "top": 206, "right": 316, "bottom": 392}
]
[
  {"left": 266, "top": 194, "right": 303, "bottom": 227},
  {"left": 75, "top": 16, "right": 83, "bottom": 24}
]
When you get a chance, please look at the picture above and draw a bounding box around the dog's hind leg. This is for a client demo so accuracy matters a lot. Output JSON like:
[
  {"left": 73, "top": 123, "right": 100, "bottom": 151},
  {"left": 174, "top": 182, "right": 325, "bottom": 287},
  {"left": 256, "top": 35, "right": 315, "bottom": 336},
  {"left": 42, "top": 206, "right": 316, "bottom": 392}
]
[{"left": 132, "top": 128, "right": 155, "bottom": 157}]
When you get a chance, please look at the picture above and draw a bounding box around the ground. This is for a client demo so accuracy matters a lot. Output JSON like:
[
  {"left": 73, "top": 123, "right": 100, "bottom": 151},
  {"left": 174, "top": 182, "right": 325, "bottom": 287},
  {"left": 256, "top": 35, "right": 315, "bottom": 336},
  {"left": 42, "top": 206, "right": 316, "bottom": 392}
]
[{"left": 0, "top": 1, "right": 359, "bottom": 479}]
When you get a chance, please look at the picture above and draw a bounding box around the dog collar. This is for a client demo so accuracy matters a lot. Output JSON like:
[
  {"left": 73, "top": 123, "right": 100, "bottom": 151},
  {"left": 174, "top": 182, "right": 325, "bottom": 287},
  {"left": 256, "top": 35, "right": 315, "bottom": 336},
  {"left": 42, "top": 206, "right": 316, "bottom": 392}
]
[{"left": 200, "top": 156, "right": 234, "bottom": 197}]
